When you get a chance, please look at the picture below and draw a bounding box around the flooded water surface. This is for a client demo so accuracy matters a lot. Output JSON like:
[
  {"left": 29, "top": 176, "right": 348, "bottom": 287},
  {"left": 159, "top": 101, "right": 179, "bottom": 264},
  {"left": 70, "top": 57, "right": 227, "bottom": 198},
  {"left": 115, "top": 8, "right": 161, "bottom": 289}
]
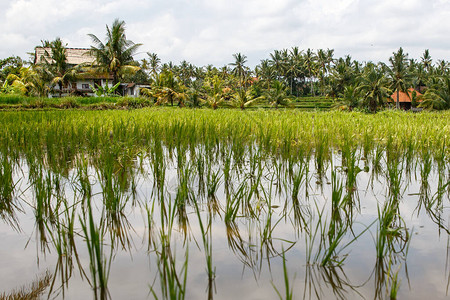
[{"left": 0, "top": 109, "right": 449, "bottom": 299}]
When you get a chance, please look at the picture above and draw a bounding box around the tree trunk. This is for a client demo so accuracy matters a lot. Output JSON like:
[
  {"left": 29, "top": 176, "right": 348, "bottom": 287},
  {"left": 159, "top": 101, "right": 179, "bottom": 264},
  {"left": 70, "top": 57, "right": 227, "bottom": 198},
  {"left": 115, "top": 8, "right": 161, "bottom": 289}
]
[{"left": 396, "top": 89, "right": 400, "bottom": 109}]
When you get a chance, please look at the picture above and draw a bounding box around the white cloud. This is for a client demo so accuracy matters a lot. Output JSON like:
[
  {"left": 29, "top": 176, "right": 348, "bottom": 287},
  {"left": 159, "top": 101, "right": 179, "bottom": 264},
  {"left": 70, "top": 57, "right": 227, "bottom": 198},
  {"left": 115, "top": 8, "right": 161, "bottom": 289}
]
[{"left": 1, "top": 0, "right": 450, "bottom": 67}]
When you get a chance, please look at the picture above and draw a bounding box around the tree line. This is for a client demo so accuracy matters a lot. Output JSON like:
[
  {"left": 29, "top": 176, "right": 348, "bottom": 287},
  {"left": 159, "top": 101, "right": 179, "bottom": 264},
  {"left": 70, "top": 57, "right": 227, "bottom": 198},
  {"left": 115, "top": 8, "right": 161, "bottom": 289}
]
[{"left": 1, "top": 19, "right": 450, "bottom": 111}]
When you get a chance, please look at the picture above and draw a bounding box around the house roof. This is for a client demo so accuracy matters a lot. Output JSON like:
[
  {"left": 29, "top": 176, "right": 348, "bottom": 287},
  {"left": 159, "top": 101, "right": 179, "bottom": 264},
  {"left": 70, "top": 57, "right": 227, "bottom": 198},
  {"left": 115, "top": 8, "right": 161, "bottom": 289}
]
[
  {"left": 389, "top": 88, "right": 423, "bottom": 103},
  {"left": 34, "top": 47, "right": 95, "bottom": 66}
]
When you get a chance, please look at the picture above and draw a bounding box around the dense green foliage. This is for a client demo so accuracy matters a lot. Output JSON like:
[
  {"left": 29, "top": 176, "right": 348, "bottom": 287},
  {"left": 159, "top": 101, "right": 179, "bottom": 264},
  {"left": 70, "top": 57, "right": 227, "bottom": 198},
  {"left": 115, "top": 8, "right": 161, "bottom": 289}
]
[{"left": 1, "top": 19, "right": 450, "bottom": 111}]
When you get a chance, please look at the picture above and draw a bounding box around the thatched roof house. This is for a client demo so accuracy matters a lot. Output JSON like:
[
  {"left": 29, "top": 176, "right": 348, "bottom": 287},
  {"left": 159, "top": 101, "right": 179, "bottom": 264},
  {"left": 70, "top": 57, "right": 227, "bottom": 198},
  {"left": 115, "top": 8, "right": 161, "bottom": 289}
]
[
  {"left": 33, "top": 47, "right": 114, "bottom": 97},
  {"left": 34, "top": 47, "right": 95, "bottom": 66}
]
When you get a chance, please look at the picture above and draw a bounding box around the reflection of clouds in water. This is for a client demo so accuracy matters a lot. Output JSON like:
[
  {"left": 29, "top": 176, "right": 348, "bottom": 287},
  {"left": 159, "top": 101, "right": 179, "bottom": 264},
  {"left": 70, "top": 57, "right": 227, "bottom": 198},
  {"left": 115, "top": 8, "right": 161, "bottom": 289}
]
[{"left": 1, "top": 152, "right": 449, "bottom": 299}]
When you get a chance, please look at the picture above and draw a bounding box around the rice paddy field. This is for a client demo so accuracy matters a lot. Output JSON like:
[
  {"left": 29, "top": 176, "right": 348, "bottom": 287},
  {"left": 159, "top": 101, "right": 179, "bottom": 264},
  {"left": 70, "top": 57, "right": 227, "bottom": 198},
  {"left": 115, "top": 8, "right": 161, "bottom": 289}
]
[{"left": 0, "top": 108, "right": 449, "bottom": 299}]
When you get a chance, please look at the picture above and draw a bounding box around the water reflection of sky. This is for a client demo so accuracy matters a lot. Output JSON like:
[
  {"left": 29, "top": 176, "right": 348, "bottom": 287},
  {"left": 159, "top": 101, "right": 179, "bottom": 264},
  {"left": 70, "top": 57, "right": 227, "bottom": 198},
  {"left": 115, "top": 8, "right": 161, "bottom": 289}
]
[{"left": 0, "top": 153, "right": 449, "bottom": 299}]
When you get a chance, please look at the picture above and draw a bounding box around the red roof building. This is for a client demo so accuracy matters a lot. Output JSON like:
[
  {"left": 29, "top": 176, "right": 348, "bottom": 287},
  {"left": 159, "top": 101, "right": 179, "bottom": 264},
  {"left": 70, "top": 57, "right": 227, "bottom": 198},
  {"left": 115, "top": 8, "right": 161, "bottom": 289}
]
[{"left": 389, "top": 88, "right": 422, "bottom": 110}]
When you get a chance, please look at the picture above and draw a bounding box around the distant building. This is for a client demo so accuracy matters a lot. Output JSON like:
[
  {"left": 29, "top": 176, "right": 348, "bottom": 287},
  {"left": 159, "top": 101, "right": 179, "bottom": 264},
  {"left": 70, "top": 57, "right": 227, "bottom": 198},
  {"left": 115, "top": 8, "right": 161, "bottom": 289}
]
[
  {"left": 34, "top": 47, "right": 113, "bottom": 97},
  {"left": 388, "top": 88, "right": 423, "bottom": 110}
]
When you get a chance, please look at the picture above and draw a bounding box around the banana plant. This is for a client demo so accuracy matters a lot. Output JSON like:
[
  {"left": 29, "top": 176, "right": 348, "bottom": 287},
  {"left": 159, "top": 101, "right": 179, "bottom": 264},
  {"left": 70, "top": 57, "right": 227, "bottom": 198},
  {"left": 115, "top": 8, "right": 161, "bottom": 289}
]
[{"left": 89, "top": 80, "right": 120, "bottom": 97}]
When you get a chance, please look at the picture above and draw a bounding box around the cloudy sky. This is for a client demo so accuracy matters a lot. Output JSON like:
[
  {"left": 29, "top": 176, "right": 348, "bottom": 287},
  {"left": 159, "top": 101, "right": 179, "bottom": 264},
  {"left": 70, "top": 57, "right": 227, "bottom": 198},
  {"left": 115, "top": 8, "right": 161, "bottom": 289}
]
[{"left": 1, "top": 0, "right": 450, "bottom": 67}]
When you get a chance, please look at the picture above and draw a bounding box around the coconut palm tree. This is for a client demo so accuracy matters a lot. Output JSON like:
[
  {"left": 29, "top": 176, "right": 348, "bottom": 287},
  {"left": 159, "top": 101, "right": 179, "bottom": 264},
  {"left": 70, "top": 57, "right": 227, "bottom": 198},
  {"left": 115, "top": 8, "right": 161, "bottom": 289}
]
[
  {"left": 203, "top": 75, "right": 225, "bottom": 109},
  {"left": 304, "top": 48, "right": 317, "bottom": 96},
  {"left": 337, "top": 84, "right": 359, "bottom": 110},
  {"left": 269, "top": 50, "right": 286, "bottom": 81},
  {"left": 356, "top": 63, "right": 390, "bottom": 113},
  {"left": 6, "top": 66, "right": 49, "bottom": 97},
  {"left": 387, "top": 47, "right": 411, "bottom": 109},
  {"left": 266, "top": 80, "right": 292, "bottom": 109},
  {"left": 147, "top": 52, "right": 161, "bottom": 78},
  {"left": 421, "top": 49, "right": 432, "bottom": 73},
  {"left": 256, "top": 59, "right": 275, "bottom": 89},
  {"left": 154, "top": 71, "right": 186, "bottom": 106},
  {"left": 88, "top": 19, "right": 142, "bottom": 85},
  {"left": 229, "top": 53, "right": 247, "bottom": 88},
  {"left": 419, "top": 77, "right": 450, "bottom": 110},
  {"left": 230, "top": 89, "right": 264, "bottom": 110},
  {"left": 43, "top": 38, "right": 78, "bottom": 97},
  {"left": 316, "top": 49, "right": 334, "bottom": 96}
]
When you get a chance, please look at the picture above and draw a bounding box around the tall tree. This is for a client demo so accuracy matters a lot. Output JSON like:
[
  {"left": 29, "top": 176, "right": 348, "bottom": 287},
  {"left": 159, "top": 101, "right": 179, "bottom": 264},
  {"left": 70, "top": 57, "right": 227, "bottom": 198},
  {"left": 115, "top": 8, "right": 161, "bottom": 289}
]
[
  {"left": 357, "top": 63, "right": 390, "bottom": 113},
  {"left": 255, "top": 59, "right": 274, "bottom": 89},
  {"left": 388, "top": 47, "right": 411, "bottom": 109},
  {"left": 147, "top": 52, "right": 161, "bottom": 77},
  {"left": 229, "top": 53, "right": 247, "bottom": 88},
  {"left": 304, "top": 49, "right": 317, "bottom": 96},
  {"left": 266, "top": 80, "right": 291, "bottom": 109},
  {"left": 0, "top": 56, "right": 23, "bottom": 83},
  {"left": 43, "top": 38, "right": 78, "bottom": 97},
  {"left": 421, "top": 49, "right": 432, "bottom": 73},
  {"left": 88, "top": 19, "right": 142, "bottom": 84}
]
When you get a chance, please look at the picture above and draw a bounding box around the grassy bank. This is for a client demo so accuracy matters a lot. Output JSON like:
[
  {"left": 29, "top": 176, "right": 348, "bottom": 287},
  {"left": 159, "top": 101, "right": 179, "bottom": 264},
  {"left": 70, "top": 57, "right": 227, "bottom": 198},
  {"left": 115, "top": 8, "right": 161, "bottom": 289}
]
[{"left": 0, "top": 95, "right": 333, "bottom": 110}]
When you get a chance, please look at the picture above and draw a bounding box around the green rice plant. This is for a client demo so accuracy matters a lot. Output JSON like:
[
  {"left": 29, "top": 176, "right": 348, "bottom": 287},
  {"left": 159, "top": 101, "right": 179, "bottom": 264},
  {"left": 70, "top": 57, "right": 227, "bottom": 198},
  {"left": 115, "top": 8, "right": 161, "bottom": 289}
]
[
  {"left": 419, "top": 147, "right": 432, "bottom": 203},
  {"left": 272, "top": 250, "right": 294, "bottom": 300},
  {"left": 291, "top": 160, "right": 306, "bottom": 202},
  {"left": 152, "top": 244, "right": 189, "bottom": 300},
  {"left": 224, "top": 183, "right": 242, "bottom": 225},
  {"left": 79, "top": 200, "right": 112, "bottom": 300},
  {"left": 192, "top": 196, "right": 215, "bottom": 296},
  {"left": 303, "top": 263, "right": 364, "bottom": 300},
  {"left": 385, "top": 158, "right": 404, "bottom": 202},
  {"left": 434, "top": 140, "right": 447, "bottom": 205},
  {"left": 97, "top": 163, "right": 132, "bottom": 250},
  {"left": 206, "top": 169, "right": 222, "bottom": 200},
  {"left": 370, "top": 144, "right": 384, "bottom": 185},
  {"left": 389, "top": 265, "right": 401, "bottom": 300},
  {"left": 195, "top": 150, "right": 206, "bottom": 197},
  {"left": 150, "top": 138, "right": 166, "bottom": 196},
  {"left": 150, "top": 229, "right": 189, "bottom": 300},
  {"left": 0, "top": 154, "right": 19, "bottom": 230},
  {"left": 31, "top": 168, "right": 58, "bottom": 252},
  {"left": 340, "top": 142, "right": 361, "bottom": 205},
  {"left": 47, "top": 197, "right": 85, "bottom": 298},
  {"left": 375, "top": 195, "right": 411, "bottom": 270},
  {"left": 74, "top": 156, "right": 92, "bottom": 204},
  {"left": 175, "top": 164, "right": 193, "bottom": 235},
  {"left": 305, "top": 173, "right": 373, "bottom": 267}
]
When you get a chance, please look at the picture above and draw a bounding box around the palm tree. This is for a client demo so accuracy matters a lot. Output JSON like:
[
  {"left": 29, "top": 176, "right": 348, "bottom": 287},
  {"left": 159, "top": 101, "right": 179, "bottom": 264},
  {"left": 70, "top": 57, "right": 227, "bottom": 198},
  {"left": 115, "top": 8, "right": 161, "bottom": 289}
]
[
  {"left": 147, "top": 52, "right": 161, "bottom": 77},
  {"left": 231, "top": 89, "right": 264, "bottom": 110},
  {"left": 229, "top": 53, "right": 247, "bottom": 88},
  {"left": 155, "top": 71, "right": 186, "bottom": 106},
  {"left": 328, "top": 56, "right": 356, "bottom": 98},
  {"left": 387, "top": 47, "right": 411, "bottom": 109},
  {"left": 419, "top": 77, "right": 450, "bottom": 110},
  {"left": 43, "top": 38, "right": 78, "bottom": 97},
  {"left": 421, "top": 49, "right": 432, "bottom": 73},
  {"left": 304, "top": 49, "right": 317, "bottom": 96},
  {"left": 338, "top": 84, "right": 359, "bottom": 110},
  {"left": 356, "top": 63, "right": 390, "bottom": 113},
  {"left": 269, "top": 50, "right": 286, "bottom": 81},
  {"left": 266, "top": 80, "right": 292, "bottom": 109},
  {"left": 6, "top": 66, "right": 49, "bottom": 97},
  {"left": 256, "top": 59, "right": 274, "bottom": 89},
  {"left": 316, "top": 49, "right": 334, "bottom": 96},
  {"left": 203, "top": 75, "right": 225, "bottom": 109},
  {"left": 88, "top": 19, "right": 142, "bottom": 85}
]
